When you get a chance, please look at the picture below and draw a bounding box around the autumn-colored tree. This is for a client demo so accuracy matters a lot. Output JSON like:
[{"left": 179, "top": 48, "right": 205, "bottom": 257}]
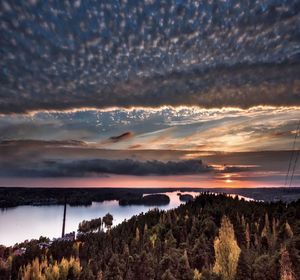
[
  {"left": 45, "top": 261, "right": 60, "bottom": 280},
  {"left": 193, "top": 269, "right": 201, "bottom": 280},
  {"left": 213, "top": 215, "right": 241, "bottom": 280},
  {"left": 280, "top": 246, "right": 296, "bottom": 280},
  {"left": 150, "top": 232, "right": 157, "bottom": 248},
  {"left": 19, "top": 256, "right": 81, "bottom": 280},
  {"left": 285, "top": 222, "right": 294, "bottom": 239}
]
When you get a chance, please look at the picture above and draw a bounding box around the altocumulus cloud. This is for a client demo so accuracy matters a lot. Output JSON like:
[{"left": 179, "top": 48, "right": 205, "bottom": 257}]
[
  {"left": 0, "top": 1, "right": 300, "bottom": 113},
  {"left": 0, "top": 159, "right": 211, "bottom": 177}
]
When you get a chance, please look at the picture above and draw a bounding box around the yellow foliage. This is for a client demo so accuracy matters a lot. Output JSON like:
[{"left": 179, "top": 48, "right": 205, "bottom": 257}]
[
  {"left": 213, "top": 216, "right": 241, "bottom": 280},
  {"left": 150, "top": 233, "right": 157, "bottom": 248},
  {"left": 285, "top": 222, "right": 294, "bottom": 238},
  {"left": 19, "top": 256, "right": 81, "bottom": 280},
  {"left": 58, "top": 258, "right": 69, "bottom": 280},
  {"left": 280, "top": 246, "right": 296, "bottom": 280},
  {"left": 193, "top": 268, "right": 201, "bottom": 280}
]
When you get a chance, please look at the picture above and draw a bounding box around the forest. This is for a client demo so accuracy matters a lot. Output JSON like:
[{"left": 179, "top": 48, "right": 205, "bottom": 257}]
[
  {"left": 1, "top": 187, "right": 300, "bottom": 208},
  {"left": 0, "top": 193, "right": 299, "bottom": 280}
]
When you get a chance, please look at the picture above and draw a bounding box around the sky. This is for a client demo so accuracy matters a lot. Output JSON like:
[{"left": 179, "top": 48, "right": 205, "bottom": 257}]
[{"left": 0, "top": 0, "right": 299, "bottom": 187}]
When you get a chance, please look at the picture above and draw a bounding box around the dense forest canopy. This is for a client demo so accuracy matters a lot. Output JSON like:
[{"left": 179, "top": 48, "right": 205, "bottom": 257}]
[{"left": 0, "top": 194, "right": 299, "bottom": 280}]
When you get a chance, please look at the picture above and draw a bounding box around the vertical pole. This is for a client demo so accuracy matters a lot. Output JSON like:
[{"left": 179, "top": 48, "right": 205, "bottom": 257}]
[{"left": 62, "top": 196, "right": 67, "bottom": 238}]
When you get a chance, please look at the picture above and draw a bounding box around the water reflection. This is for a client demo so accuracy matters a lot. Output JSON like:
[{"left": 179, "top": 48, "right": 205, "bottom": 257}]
[
  {"left": 0, "top": 191, "right": 254, "bottom": 246},
  {"left": 0, "top": 191, "right": 193, "bottom": 246}
]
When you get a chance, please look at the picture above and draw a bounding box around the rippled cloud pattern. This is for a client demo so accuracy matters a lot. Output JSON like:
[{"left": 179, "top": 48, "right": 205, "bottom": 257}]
[{"left": 1, "top": 0, "right": 300, "bottom": 113}]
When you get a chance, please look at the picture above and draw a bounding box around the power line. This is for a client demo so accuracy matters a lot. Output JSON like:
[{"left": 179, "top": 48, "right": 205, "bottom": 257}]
[
  {"left": 285, "top": 120, "right": 300, "bottom": 187},
  {"left": 289, "top": 149, "right": 299, "bottom": 188}
]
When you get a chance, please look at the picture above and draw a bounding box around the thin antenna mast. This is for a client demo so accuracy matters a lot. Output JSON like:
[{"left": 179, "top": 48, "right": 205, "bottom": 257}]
[{"left": 62, "top": 196, "right": 67, "bottom": 238}]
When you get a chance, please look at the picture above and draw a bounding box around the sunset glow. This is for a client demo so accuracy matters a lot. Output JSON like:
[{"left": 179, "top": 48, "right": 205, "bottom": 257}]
[
  {"left": 0, "top": 1, "right": 299, "bottom": 188},
  {"left": 1, "top": 2, "right": 300, "bottom": 278}
]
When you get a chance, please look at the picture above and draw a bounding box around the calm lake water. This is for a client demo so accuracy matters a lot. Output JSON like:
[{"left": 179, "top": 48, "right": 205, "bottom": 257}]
[{"left": 0, "top": 191, "right": 253, "bottom": 246}]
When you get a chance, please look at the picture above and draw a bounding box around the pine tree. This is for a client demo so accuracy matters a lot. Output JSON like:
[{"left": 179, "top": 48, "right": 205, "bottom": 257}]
[
  {"left": 213, "top": 216, "right": 241, "bottom": 280},
  {"left": 261, "top": 213, "right": 271, "bottom": 249},
  {"left": 235, "top": 250, "right": 254, "bottom": 280},
  {"left": 191, "top": 235, "right": 214, "bottom": 271},
  {"left": 272, "top": 217, "right": 278, "bottom": 247},
  {"left": 253, "top": 254, "right": 279, "bottom": 280},
  {"left": 177, "top": 250, "right": 193, "bottom": 280},
  {"left": 103, "top": 213, "right": 113, "bottom": 231},
  {"left": 135, "top": 250, "right": 155, "bottom": 280},
  {"left": 245, "top": 223, "right": 250, "bottom": 249},
  {"left": 161, "top": 269, "right": 177, "bottom": 280},
  {"left": 164, "top": 230, "right": 177, "bottom": 251},
  {"left": 135, "top": 227, "right": 140, "bottom": 243},
  {"left": 104, "top": 254, "right": 122, "bottom": 280}
]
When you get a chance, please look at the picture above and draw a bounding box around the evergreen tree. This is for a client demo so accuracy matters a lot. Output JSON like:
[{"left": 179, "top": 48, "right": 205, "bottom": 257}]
[
  {"left": 261, "top": 213, "right": 271, "bottom": 249},
  {"left": 245, "top": 223, "right": 250, "bottom": 249},
  {"left": 103, "top": 213, "right": 113, "bottom": 231},
  {"left": 191, "top": 235, "right": 213, "bottom": 270},
  {"left": 134, "top": 250, "right": 155, "bottom": 280},
  {"left": 252, "top": 254, "right": 279, "bottom": 280},
  {"left": 176, "top": 250, "right": 193, "bottom": 280},
  {"left": 161, "top": 269, "right": 177, "bottom": 280},
  {"left": 79, "top": 266, "right": 95, "bottom": 280},
  {"left": 104, "top": 254, "right": 122, "bottom": 280},
  {"left": 235, "top": 250, "right": 255, "bottom": 280},
  {"left": 200, "top": 269, "right": 222, "bottom": 280}
]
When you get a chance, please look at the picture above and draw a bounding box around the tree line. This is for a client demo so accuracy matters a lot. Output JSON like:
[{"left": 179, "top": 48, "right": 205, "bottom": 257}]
[{"left": 0, "top": 193, "right": 299, "bottom": 279}]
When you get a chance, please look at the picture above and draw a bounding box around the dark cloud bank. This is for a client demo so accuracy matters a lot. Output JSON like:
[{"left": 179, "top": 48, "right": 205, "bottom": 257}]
[
  {"left": 1, "top": 1, "right": 300, "bottom": 113},
  {"left": 109, "top": 132, "right": 133, "bottom": 143},
  {"left": 0, "top": 159, "right": 211, "bottom": 177}
]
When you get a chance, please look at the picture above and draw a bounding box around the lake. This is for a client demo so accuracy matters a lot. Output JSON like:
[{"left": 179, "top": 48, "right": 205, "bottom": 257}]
[{"left": 0, "top": 191, "right": 252, "bottom": 246}]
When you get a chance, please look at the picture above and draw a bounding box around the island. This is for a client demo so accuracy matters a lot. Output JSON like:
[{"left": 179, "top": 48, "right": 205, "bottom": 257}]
[
  {"left": 179, "top": 194, "right": 194, "bottom": 202},
  {"left": 119, "top": 193, "right": 170, "bottom": 206}
]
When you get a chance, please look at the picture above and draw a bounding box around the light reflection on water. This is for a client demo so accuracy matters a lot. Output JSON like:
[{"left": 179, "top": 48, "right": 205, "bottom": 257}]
[{"left": 0, "top": 191, "right": 251, "bottom": 246}]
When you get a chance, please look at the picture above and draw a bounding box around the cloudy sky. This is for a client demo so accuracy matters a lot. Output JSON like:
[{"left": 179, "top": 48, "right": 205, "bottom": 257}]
[{"left": 0, "top": 0, "right": 299, "bottom": 187}]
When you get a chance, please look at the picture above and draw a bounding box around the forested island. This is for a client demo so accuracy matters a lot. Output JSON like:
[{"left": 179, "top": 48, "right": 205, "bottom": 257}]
[
  {"left": 179, "top": 194, "right": 194, "bottom": 202},
  {"left": 119, "top": 194, "right": 170, "bottom": 206},
  {"left": 0, "top": 193, "right": 299, "bottom": 280}
]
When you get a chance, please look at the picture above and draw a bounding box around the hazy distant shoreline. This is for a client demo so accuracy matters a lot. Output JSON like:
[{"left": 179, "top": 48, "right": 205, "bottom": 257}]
[{"left": 1, "top": 187, "right": 300, "bottom": 208}]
